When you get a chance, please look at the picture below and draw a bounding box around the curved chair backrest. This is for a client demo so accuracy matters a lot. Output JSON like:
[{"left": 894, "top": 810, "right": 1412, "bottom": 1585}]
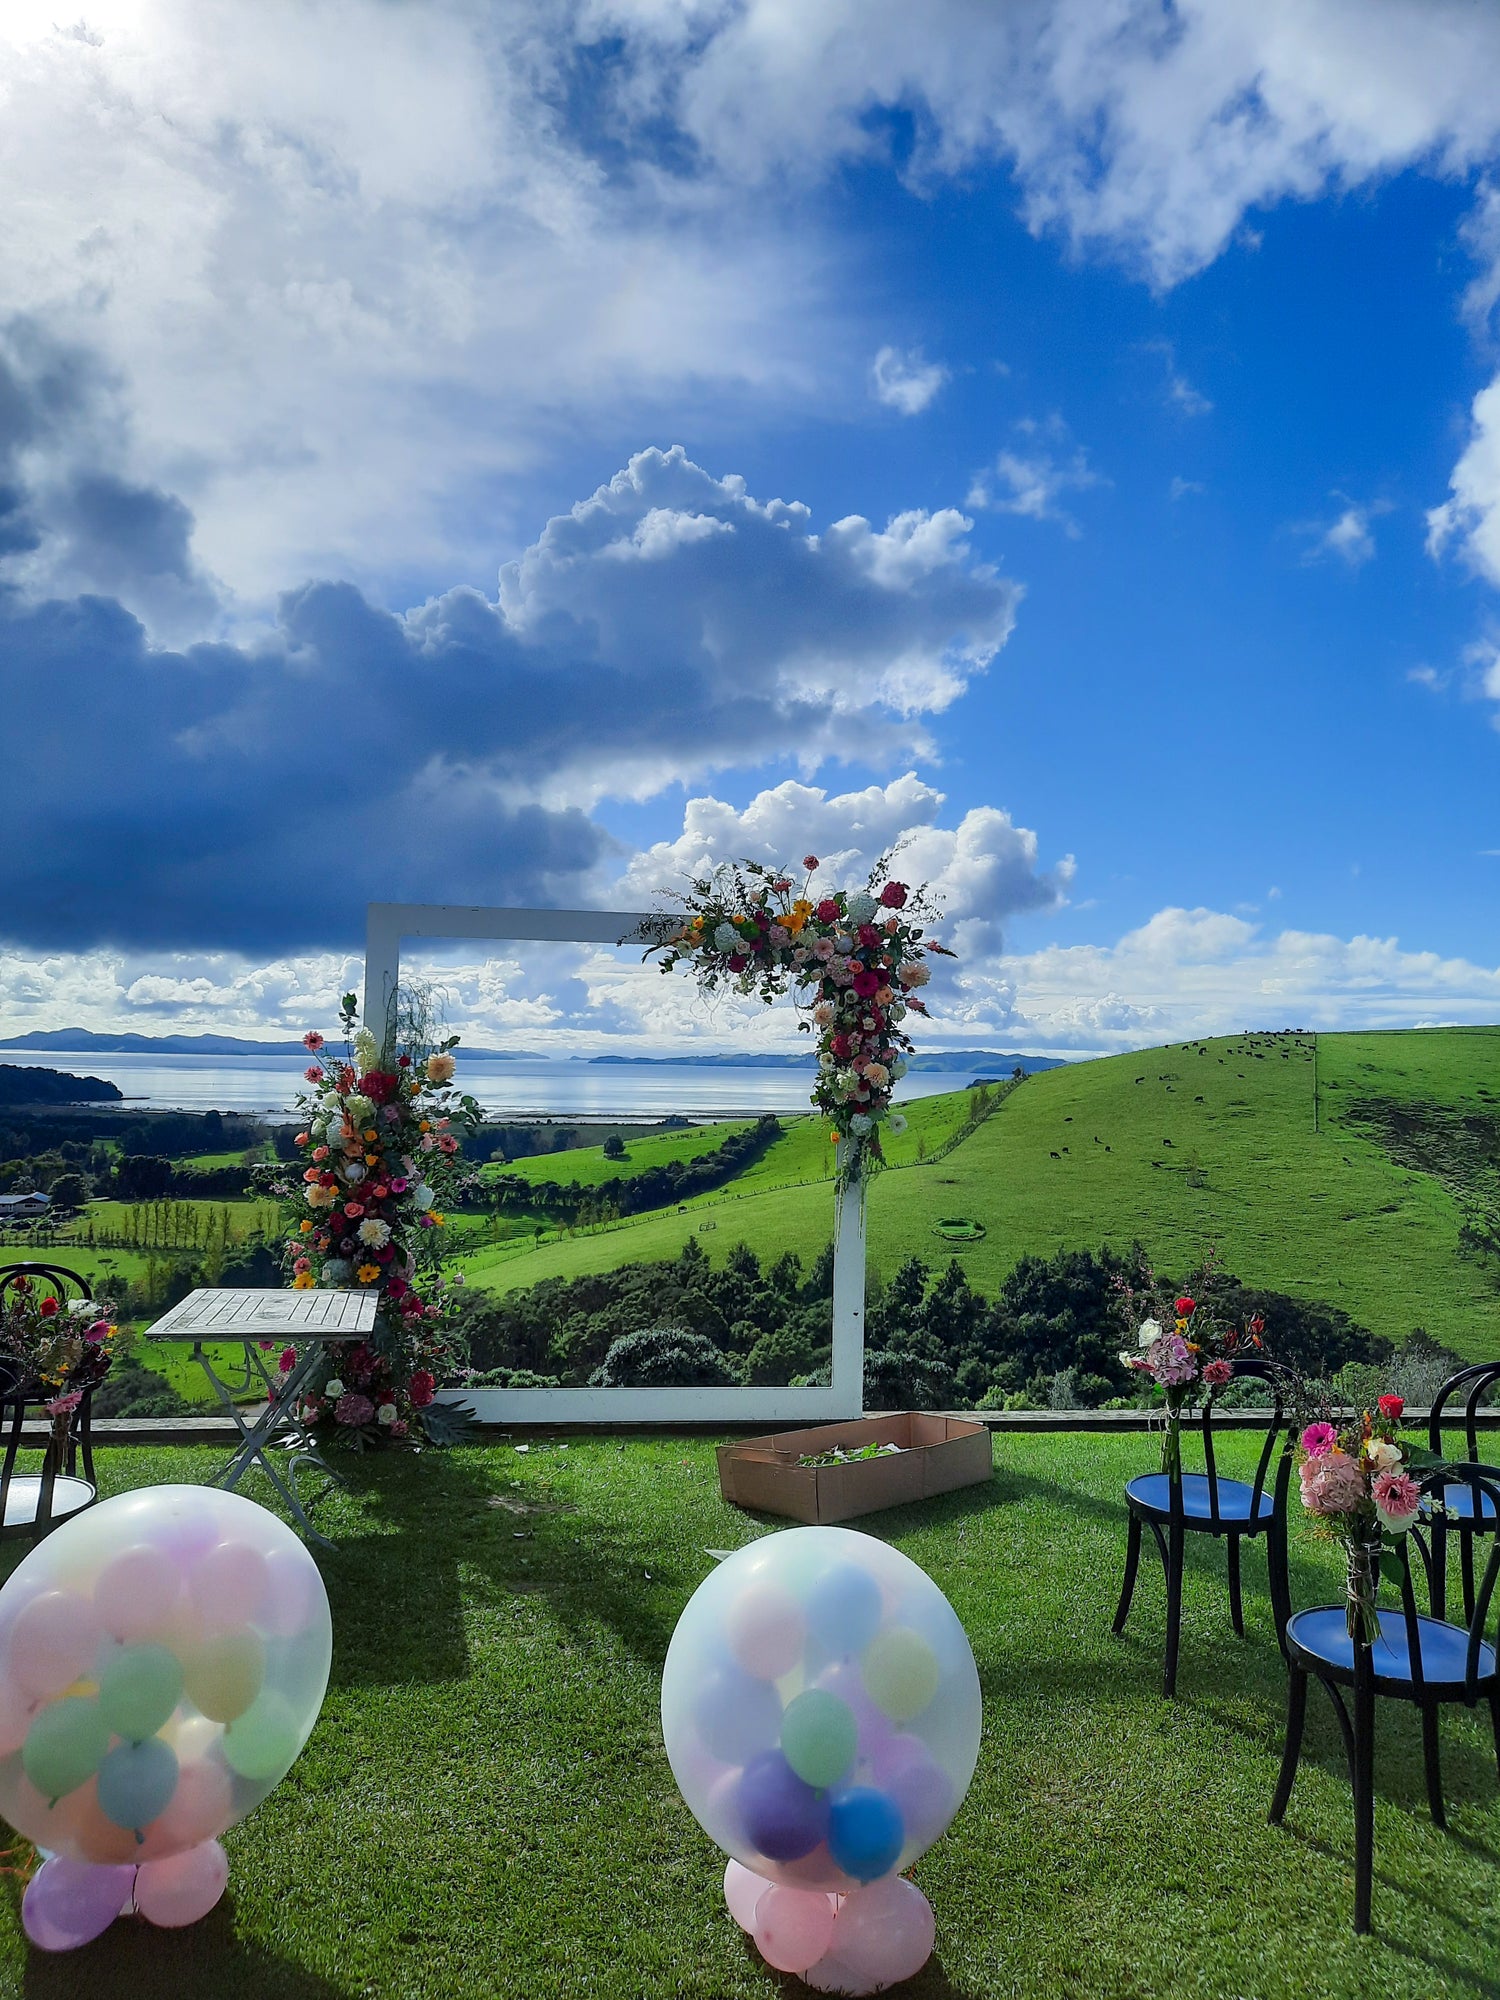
[
  {"left": 1188, "top": 1357, "right": 1289, "bottom": 1527},
  {"left": 1386, "top": 1463, "right": 1500, "bottom": 1700},
  {"left": 1428, "top": 1362, "right": 1500, "bottom": 1467},
  {"left": 0, "top": 1262, "right": 92, "bottom": 1311}
]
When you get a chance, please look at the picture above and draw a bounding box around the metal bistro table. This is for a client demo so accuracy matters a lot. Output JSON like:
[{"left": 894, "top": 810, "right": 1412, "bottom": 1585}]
[{"left": 147, "top": 1287, "right": 378, "bottom": 1547}]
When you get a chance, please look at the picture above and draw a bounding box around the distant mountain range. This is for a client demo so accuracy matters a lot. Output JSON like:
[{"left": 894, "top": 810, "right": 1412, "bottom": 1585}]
[{"left": 0, "top": 1030, "right": 1064, "bottom": 1074}]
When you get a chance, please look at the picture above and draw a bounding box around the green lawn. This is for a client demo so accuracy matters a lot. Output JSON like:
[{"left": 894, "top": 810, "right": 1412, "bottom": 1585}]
[
  {"left": 459, "top": 1030, "right": 1500, "bottom": 1358},
  {"left": 0, "top": 1433, "right": 1496, "bottom": 1998},
  {"left": 481, "top": 1121, "right": 757, "bottom": 1189}
]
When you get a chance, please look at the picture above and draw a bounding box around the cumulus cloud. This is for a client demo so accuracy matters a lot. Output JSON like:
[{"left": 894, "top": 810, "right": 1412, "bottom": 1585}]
[
  {"left": 869, "top": 346, "right": 950, "bottom": 415},
  {"left": 967, "top": 419, "right": 1104, "bottom": 536},
  {"left": 1429, "top": 377, "right": 1500, "bottom": 586},
  {"left": 0, "top": 443, "right": 1018, "bottom": 953},
  {"left": 1297, "top": 495, "right": 1390, "bottom": 568}
]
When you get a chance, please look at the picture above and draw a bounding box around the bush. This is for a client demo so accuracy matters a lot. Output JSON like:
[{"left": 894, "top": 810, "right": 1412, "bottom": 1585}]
[
  {"left": 588, "top": 1327, "right": 739, "bottom": 1388},
  {"left": 91, "top": 1357, "right": 190, "bottom": 1419},
  {"left": 863, "top": 1347, "right": 956, "bottom": 1411}
]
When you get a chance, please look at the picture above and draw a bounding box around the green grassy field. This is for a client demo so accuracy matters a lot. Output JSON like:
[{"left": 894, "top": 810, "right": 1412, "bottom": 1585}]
[
  {"left": 481, "top": 1121, "right": 756, "bottom": 1189},
  {"left": 0, "top": 1434, "right": 1495, "bottom": 1999},
  {"left": 457, "top": 1029, "right": 1500, "bottom": 1358}
]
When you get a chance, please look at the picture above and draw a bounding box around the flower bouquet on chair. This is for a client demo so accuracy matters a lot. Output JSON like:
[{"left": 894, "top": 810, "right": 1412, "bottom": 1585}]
[
  {"left": 1294, "top": 1395, "right": 1436, "bottom": 1643},
  {"left": 1115, "top": 1260, "right": 1266, "bottom": 1476},
  {"left": 266, "top": 988, "right": 481, "bottom": 1450},
  {"left": 0, "top": 1280, "right": 118, "bottom": 1473}
]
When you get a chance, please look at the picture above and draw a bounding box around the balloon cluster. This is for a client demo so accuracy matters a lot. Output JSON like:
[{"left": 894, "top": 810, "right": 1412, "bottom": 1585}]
[
  {"left": 0, "top": 1486, "right": 331, "bottom": 1952},
  {"left": 662, "top": 1526, "right": 980, "bottom": 1994}
]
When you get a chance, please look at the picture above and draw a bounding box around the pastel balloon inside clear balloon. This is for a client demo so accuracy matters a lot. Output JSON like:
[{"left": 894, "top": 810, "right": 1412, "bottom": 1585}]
[
  {"left": 0, "top": 1485, "right": 331, "bottom": 1896},
  {"left": 662, "top": 1524, "right": 980, "bottom": 1988}
]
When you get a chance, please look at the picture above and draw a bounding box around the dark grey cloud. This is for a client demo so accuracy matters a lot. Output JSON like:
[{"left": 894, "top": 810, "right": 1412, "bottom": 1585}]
[{"left": 0, "top": 446, "right": 1018, "bottom": 956}]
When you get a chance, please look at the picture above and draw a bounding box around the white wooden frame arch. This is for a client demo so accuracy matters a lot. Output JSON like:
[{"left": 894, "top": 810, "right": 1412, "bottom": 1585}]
[{"left": 364, "top": 902, "right": 866, "bottom": 1424}]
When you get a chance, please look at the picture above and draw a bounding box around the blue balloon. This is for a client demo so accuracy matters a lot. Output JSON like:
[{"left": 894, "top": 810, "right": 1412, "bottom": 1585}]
[
  {"left": 693, "top": 1663, "right": 782, "bottom": 1766},
  {"left": 828, "top": 1786, "right": 905, "bottom": 1881},
  {"left": 737, "top": 1751, "right": 828, "bottom": 1862},
  {"left": 96, "top": 1738, "right": 178, "bottom": 1834},
  {"left": 805, "top": 1562, "right": 884, "bottom": 1659}
]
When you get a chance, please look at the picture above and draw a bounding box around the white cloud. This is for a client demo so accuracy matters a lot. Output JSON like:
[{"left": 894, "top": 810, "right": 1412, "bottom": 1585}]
[
  {"left": 967, "top": 418, "right": 1104, "bottom": 536},
  {"left": 1297, "top": 495, "right": 1389, "bottom": 568},
  {"left": 1141, "top": 339, "right": 1212, "bottom": 416},
  {"left": 1429, "top": 376, "right": 1500, "bottom": 586},
  {"left": 869, "top": 345, "right": 950, "bottom": 415},
  {"left": 1170, "top": 476, "right": 1206, "bottom": 502}
]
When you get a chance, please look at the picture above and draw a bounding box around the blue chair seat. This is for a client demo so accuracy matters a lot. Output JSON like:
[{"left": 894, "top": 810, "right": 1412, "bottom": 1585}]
[
  {"left": 1425, "top": 1482, "right": 1500, "bottom": 1524},
  {"left": 1287, "top": 1606, "right": 1498, "bottom": 1686},
  {"left": 1125, "top": 1472, "right": 1274, "bottom": 1523}
]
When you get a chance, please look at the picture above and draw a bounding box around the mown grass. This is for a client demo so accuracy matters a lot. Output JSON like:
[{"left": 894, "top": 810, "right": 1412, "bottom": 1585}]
[
  {"left": 0, "top": 1433, "right": 1496, "bottom": 1999},
  {"left": 459, "top": 1030, "right": 1500, "bottom": 1358}
]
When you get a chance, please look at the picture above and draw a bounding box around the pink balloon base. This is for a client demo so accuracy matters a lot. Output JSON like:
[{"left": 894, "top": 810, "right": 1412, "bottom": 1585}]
[
  {"left": 726, "top": 1864, "right": 935, "bottom": 1994},
  {"left": 22, "top": 1839, "right": 229, "bottom": 1952}
]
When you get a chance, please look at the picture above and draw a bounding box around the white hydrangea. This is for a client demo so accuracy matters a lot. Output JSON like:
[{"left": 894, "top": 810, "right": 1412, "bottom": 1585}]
[
  {"left": 415, "top": 1183, "right": 436, "bottom": 1209},
  {"left": 713, "top": 922, "right": 739, "bottom": 953},
  {"left": 849, "top": 1113, "right": 873, "bottom": 1137},
  {"left": 348, "top": 1094, "right": 375, "bottom": 1127},
  {"left": 834, "top": 932, "right": 855, "bottom": 954},
  {"left": 846, "top": 892, "right": 877, "bottom": 925},
  {"left": 890, "top": 1057, "right": 908, "bottom": 1077},
  {"left": 320, "top": 1259, "right": 352, "bottom": 1286}
]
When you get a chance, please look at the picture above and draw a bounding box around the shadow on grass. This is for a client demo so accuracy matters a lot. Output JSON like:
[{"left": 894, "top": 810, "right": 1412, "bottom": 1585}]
[{"left": 17, "top": 1901, "right": 345, "bottom": 2000}]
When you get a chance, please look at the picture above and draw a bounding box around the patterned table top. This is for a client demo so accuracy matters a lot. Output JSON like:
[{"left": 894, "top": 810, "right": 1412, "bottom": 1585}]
[{"left": 146, "top": 1287, "right": 379, "bottom": 1343}]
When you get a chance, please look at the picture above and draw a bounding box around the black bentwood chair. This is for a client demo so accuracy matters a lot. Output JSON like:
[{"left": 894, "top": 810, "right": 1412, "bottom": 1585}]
[
  {"left": 1113, "top": 1359, "right": 1291, "bottom": 1697},
  {"left": 1269, "top": 1463, "right": 1500, "bottom": 1935},
  {"left": 0, "top": 1262, "right": 99, "bottom": 1539},
  {"left": 1426, "top": 1362, "right": 1500, "bottom": 1622}
]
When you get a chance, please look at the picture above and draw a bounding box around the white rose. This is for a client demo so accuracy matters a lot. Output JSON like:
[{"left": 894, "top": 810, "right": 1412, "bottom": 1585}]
[
  {"left": 348, "top": 1095, "right": 375, "bottom": 1126},
  {"left": 1136, "top": 1317, "right": 1162, "bottom": 1350},
  {"left": 887, "top": 1113, "right": 907, "bottom": 1135},
  {"left": 377, "top": 1403, "right": 398, "bottom": 1426},
  {"left": 1366, "top": 1440, "right": 1403, "bottom": 1474},
  {"left": 323, "top": 1377, "right": 345, "bottom": 1399},
  {"left": 414, "top": 1184, "right": 436, "bottom": 1210}
]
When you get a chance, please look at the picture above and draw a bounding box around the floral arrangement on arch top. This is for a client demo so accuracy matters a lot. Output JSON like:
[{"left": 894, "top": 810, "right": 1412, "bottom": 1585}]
[
  {"left": 270, "top": 990, "right": 481, "bottom": 1449},
  {"left": 646, "top": 852, "right": 952, "bottom": 1183}
]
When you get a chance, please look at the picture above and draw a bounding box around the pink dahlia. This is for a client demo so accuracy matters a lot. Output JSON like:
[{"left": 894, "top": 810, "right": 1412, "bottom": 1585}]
[
  {"left": 1373, "top": 1470, "right": 1421, "bottom": 1530},
  {"left": 334, "top": 1392, "right": 375, "bottom": 1428},
  {"left": 1201, "top": 1358, "right": 1234, "bottom": 1388}
]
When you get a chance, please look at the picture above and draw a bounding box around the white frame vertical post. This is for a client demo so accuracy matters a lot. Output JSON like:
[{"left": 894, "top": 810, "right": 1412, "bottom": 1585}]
[{"left": 364, "top": 901, "right": 866, "bottom": 1424}]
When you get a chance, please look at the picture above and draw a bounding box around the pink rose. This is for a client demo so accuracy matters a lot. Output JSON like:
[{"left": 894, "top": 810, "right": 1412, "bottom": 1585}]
[
  {"left": 312, "top": 1145, "right": 330, "bottom": 1162},
  {"left": 1300, "top": 1422, "right": 1337, "bottom": 1458}
]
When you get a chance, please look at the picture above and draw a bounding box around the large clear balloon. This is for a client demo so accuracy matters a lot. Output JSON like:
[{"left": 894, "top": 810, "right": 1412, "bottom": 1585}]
[
  {"left": 662, "top": 1526, "right": 981, "bottom": 1898},
  {"left": 0, "top": 1486, "right": 331, "bottom": 1868}
]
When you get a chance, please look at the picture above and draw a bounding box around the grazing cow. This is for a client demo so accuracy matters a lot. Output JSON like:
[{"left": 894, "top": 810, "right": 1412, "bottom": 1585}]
[
  {"left": 1162, "top": 1138, "right": 1173, "bottom": 1146},
  {"left": 1050, "top": 1150, "right": 1061, "bottom": 1159}
]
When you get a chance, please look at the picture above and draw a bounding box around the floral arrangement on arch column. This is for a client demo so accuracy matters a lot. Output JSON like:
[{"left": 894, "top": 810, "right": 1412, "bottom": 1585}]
[
  {"left": 269, "top": 991, "right": 480, "bottom": 1448},
  {"left": 646, "top": 853, "right": 952, "bottom": 1185}
]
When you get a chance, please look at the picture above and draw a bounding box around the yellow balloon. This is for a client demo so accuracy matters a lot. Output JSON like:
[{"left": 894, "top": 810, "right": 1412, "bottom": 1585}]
[
  {"left": 184, "top": 1629, "right": 266, "bottom": 1724},
  {"left": 860, "top": 1627, "right": 940, "bottom": 1722}
]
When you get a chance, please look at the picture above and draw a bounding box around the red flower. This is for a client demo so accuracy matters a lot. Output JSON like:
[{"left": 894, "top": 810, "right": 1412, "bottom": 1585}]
[
  {"left": 302, "top": 1031, "right": 325, "bottom": 1051},
  {"left": 304, "top": 1066, "right": 325, "bottom": 1083},
  {"left": 1174, "top": 1296, "right": 1196, "bottom": 1317},
  {"left": 1202, "top": 1358, "right": 1234, "bottom": 1388},
  {"left": 409, "top": 1370, "right": 436, "bottom": 1408},
  {"left": 1378, "top": 1394, "right": 1405, "bottom": 1420},
  {"left": 360, "top": 1070, "right": 400, "bottom": 1105},
  {"left": 803, "top": 855, "right": 819, "bottom": 870},
  {"left": 851, "top": 969, "right": 880, "bottom": 999},
  {"left": 279, "top": 1347, "right": 297, "bottom": 1374},
  {"left": 38, "top": 1297, "right": 59, "bottom": 1318},
  {"left": 727, "top": 954, "right": 748, "bottom": 973},
  {"left": 1248, "top": 1314, "right": 1266, "bottom": 1335},
  {"left": 816, "top": 898, "right": 841, "bottom": 922},
  {"left": 398, "top": 1053, "right": 411, "bottom": 1067},
  {"left": 337, "top": 1065, "right": 356, "bottom": 1090},
  {"left": 879, "top": 881, "right": 908, "bottom": 909},
  {"left": 830, "top": 1033, "right": 852, "bottom": 1060},
  {"left": 857, "top": 923, "right": 880, "bottom": 947}
]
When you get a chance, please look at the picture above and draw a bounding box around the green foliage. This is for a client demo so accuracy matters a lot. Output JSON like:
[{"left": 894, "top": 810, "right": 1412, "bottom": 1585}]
[{"left": 588, "top": 1327, "right": 740, "bottom": 1387}]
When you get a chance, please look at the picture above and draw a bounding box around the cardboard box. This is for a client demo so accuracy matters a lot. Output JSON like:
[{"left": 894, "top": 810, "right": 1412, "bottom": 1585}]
[{"left": 716, "top": 1412, "right": 992, "bottom": 1524}]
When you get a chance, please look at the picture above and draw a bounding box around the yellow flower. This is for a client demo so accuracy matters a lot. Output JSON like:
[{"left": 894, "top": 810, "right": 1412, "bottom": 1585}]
[
  {"left": 1175, "top": 1317, "right": 1188, "bottom": 1334},
  {"left": 357, "top": 1264, "right": 380, "bottom": 1283},
  {"left": 785, "top": 911, "right": 806, "bottom": 935},
  {"left": 365, "top": 1152, "right": 380, "bottom": 1165},
  {"left": 292, "top": 1272, "right": 315, "bottom": 1290},
  {"left": 430, "top": 1211, "right": 446, "bottom": 1226},
  {"left": 364, "top": 1128, "right": 377, "bottom": 1142},
  {"left": 300, "top": 1219, "right": 314, "bottom": 1234},
  {"left": 792, "top": 898, "right": 814, "bottom": 917},
  {"left": 420, "top": 1120, "right": 431, "bottom": 1133}
]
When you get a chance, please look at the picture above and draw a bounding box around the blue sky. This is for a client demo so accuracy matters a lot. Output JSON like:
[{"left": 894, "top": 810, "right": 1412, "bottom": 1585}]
[{"left": 2, "top": 1, "right": 1500, "bottom": 1054}]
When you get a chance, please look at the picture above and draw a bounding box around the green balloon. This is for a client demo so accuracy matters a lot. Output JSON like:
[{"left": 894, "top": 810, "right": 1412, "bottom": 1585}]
[
  {"left": 184, "top": 1628, "right": 265, "bottom": 1723},
  {"left": 99, "top": 1644, "right": 184, "bottom": 1742},
  {"left": 21, "top": 1698, "right": 110, "bottom": 1801},
  {"left": 780, "top": 1689, "right": 857, "bottom": 1789},
  {"left": 223, "top": 1691, "right": 301, "bottom": 1783},
  {"left": 860, "top": 1627, "right": 940, "bottom": 1722}
]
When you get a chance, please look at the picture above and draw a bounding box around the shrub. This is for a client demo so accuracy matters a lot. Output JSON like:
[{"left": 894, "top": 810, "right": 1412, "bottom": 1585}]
[
  {"left": 91, "top": 1357, "right": 190, "bottom": 1420},
  {"left": 588, "top": 1327, "right": 739, "bottom": 1388}
]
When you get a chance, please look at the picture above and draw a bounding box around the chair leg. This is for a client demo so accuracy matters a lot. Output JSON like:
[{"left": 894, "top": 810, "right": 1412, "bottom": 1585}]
[
  {"left": 1462, "top": 1531, "right": 1478, "bottom": 1628},
  {"left": 1488, "top": 1687, "right": 1500, "bottom": 1787},
  {"left": 1352, "top": 1651, "right": 1375, "bottom": 1936},
  {"left": 1113, "top": 1513, "right": 1142, "bottom": 1637},
  {"left": 1227, "top": 1534, "right": 1244, "bottom": 1639},
  {"left": 1420, "top": 1701, "right": 1446, "bottom": 1829},
  {"left": 1163, "top": 1514, "right": 1184, "bottom": 1699},
  {"left": 1269, "top": 1667, "right": 1307, "bottom": 1824}
]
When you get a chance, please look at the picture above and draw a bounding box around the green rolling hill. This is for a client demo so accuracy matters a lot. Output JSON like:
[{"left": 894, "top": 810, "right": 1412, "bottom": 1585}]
[{"left": 455, "top": 1027, "right": 1500, "bottom": 1359}]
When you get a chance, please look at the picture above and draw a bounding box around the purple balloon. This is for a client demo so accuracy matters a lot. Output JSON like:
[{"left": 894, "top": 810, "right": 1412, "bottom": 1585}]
[
  {"left": 874, "top": 1738, "right": 954, "bottom": 1849},
  {"left": 22, "top": 1856, "right": 136, "bottom": 1952},
  {"left": 694, "top": 1664, "right": 783, "bottom": 1767},
  {"left": 737, "top": 1751, "right": 828, "bottom": 1863}
]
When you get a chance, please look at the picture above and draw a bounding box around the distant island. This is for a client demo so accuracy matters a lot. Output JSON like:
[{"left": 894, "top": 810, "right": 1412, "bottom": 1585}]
[
  {"left": 0, "top": 1063, "right": 123, "bottom": 1106},
  {"left": 0, "top": 1030, "right": 534, "bottom": 1060}
]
